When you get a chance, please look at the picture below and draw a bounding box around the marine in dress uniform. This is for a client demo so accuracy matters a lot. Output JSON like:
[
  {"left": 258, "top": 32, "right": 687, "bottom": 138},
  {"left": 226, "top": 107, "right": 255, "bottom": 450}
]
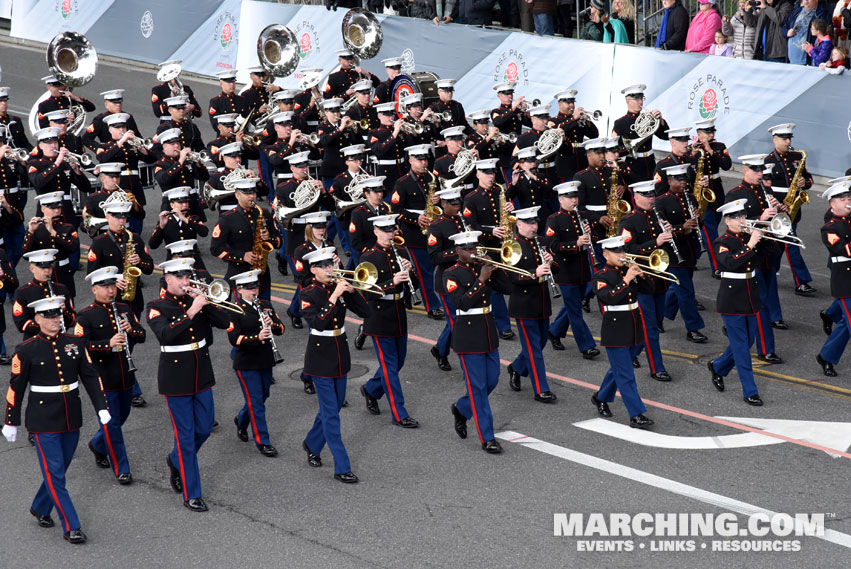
[
  {"left": 152, "top": 127, "right": 209, "bottom": 221},
  {"left": 0, "top": 246, "right": 18, "bottom": 364},
  {"left": 329, "top": 144, "right": 369, "bottom": 269},
  {"left": 465, "top": 109, "right": 500, "bottom": 168},
  {"left": 263, "top": 111, "right": 309, "bottom": 199},
  {"left": 390, "top": 144, "right": 443, "bottom": 317},
  {"left": 205, "top": 141, "right": 267, "bottom": 216},
  {"left": 0, "top": 89, "right": 31, "bottom": 266},
  {"left": 146, "top": 258, "right": 232, "bottom": 512},
  {"left": 3, "top": 296, "right": 109, "bottom": 544},
  {"left": 36, "top": 74, "right": 96, "bottom": 129},
  {"left": 462, "top": 158, "right": 515, "bottom": 339},
  {"left": 151, "top": 60, "right": 202, "bottom": 120},
  {"left": 369, "top": 102, "right": 407, "bottom": 194},
  {"left": 503, "top": 207, "right": 558, "bottom": 402},
  {"left": 0, "top": 86, "right": 33, "bottom": 152},
  {"left": 83, "top": 163, "right": 145, "bottom": 237},
  {"left": 371, "top": 57, "right": 403, "bottom": 105},
  {"left": 349, "top": 176, "right": 392, "bottom": 256},
  {"left": 611, "top": 84, "right": 670, "bottom": 182},
  {"left": 258, "top": 90, "right": 301, "bottom": 146},
  {"left": 345, "top": 79, "right": 380, "bottom": 146},
  {"left": 513, "top": 105, "right": 556, "bottom": 187},
  {"left": 545, "top": 181, "right": 599, "bottom": 358},
  {"left": 28, "top": 127, "right": 92, "bottom": 226},
  {"left": 22, "top": 192, "right": 77, "bottom": 297},
  {"left": 707, "top": 200, "right": 767, "bottom": 406},
  {"left": 228, "top": 269, "right": 285, "bottom": 457},
  {"left": 317, "top": 98, "right": 360, "bottom": 188},
  {"left": 154, "top": 96, "right": 206, "bottom": 160},
  {"left": 589, "top": 236, "right": 654, "bottom": 428},
  {"left": 293, "top": 75, "right": 323, "bottom": 134},
  {"left": 300, "top": 247, "right": 371, "bottom": 483},
  {"left": 549, "top": 89, "right": 598, "bottom": 183},
  {"left": 149, "top": 186, "right": 209, "bottom": 269},
  {"left": 81, "top": 90, "right": 142, "bottom": 151},
  {"left": 490, "top": 82, "right": 531, "bottom": 184},
  {"left": 508, "top": 146, "right": 553, "bottom": 230},
  {"left": 206, "top": 113, "right": 243, "bottom": 169},
  {"left": 242, "top": 66, "right": 280, "bottom": 117},
  {"left": 428, "top": 79, "right": 470, "bottom": 143},
  {"left": 444, "top": 231, "right": 513, "bottom": 454},
  {"left": 13, "top": 249, "right": 74, "bottom": 340},
  {"left": 76, "top": 267, "right": 145, "bottom": 484},
  {"left": 0, "top": 158, "right": 24, "bottom": 269},
  {"left": 766, "top": 123, "right": 816, "bottom": 296},
  {"left": 652, "top": 126, "right": 698, "bottom": 196},
  {"left": 358, "top": 214, "right": 420, "bottom": 427},
  {"left": 323, "top": 49, "right": 380, "bottom": 101},
  {"left": 208, "top": 70, "right": 247, "bottom": 131},
  {"left": 724, "top": 155, "right": 784, "bottom": 364},
  {"left": 397, "top": 93, "right": 437, "bottom": 161},
  {"left": 692, "top": 118, "right": 732, "bottom": 273},
  {"left": 433, "top": 125, "right": 476, "bottom": 196}
]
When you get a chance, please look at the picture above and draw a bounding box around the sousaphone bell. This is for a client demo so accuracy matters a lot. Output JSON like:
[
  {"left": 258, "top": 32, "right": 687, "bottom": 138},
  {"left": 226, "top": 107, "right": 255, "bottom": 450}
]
[
  {"left": 342, "top": 8, "right": 383, "bottom": 59},
  {"left": 257, "top": 24, "right": 300, "bottom": 78}
]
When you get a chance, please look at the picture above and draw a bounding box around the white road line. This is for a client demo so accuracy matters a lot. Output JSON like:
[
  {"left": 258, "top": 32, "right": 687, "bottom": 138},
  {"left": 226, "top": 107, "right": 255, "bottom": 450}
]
[{"left": 495, "top": 430, "right": 851, "bottom": 550}]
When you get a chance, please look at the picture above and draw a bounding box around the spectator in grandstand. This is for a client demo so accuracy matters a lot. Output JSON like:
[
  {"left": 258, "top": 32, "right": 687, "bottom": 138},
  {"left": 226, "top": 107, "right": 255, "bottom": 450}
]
[
  {"left": 435, "top": 0, "right": 456, "bottom": 22},
  {"left": 529, "top": 0, "right": 557, "bottom": 35},
  {"left": 410, "top": 0, "right": 438, "bottom": 20},
  {"left": 580, "top": 0, "right": 628, "bottom": 42},
  {"left": 686, "top": 0, "right": 723, "bottom": 53},
  {"left": 709, "top": 28, "right": 734, "bottom": 55},
  {"left": 458, "top": 0, "right": 497, "bottom": 24},
  {"left": 723, "top": 0, "right": 757, "bottom": 59},
  {"left": 612, "top": 0, "right": 637, "bottom": 44},
  {"left": 654, "top": 0, "right": 690, "bottom": 50},
  {"left": 556, "top": 0, "right": 575, "bottom": 38},
  {"left": 783, "top": 0, "right": 829, "bottom": 64},
  {"left": 518, "top": 0, "right": 535, "bottom": 32},
  {"left": 820, "top": 45, "right": 849, "bottom": 73},
  {"left": 801, "top": 18, "right": 835, "bottom": 65},
  {"left": 747, "top": 0, "right": 793, "bottom": 62}
]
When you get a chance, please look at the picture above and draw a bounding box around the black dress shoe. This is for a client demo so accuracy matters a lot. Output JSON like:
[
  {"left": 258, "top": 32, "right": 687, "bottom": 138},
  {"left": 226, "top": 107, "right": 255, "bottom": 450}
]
[
  {"left": 581, "top": 297, "right": 591, "bottom": 313},
  {"left": 548, "top": 332, "right": 565, "bottom": 351},
  {"left": 233, "top": 416, "right": 249, "bottom": 442},
  {"left": 772, "top": 320, "right": 789, "bottom": 330},
  {"left": 632, "top": 357, "right": 641, "bottom": 369},
  {"left": 758, "top": 353, "right": 783, "bottom": 364},
  {"left": 695, "top": 301, "right": 706, "bottom": 311},
  {"left": 166, "top": 456, "right": 183, "bottom": 493},
  {"left": 334, "top": 471, "right": 359, "bottom": 483},
  {"left": 360, "top": 385, "right": 380, "bottom": 415},
  {"left": 708, "top": 360, "right": 724, "bottom": 392},
  {"left": 301, "top": 373, "right": 315, "bottom": 394},
  {"left": 713, "top": 270, "right": 721, "bottom": 280},
  {"left": 130, "top": 394, "right": 147, "bottom": 408},
  {"left": 117, "top": 473, "right": 133, "bottom": 485},
  {"left": 534, "top": 391, "right": 557, "bottom": 403},
  {"left": 427, "top": 308, "right": 445, "bottom": 320},
  {"left": 302, "top": 441, "right": 321, "bottom": 467},
  {"left": 394, "top": 417, "right": 420, "bottom": 428},
  {"left": 30, "top": 507, "right": 54, "bottom": 528},
  {"left": 0, "top": 354, "right": 11, "bottom": 365},
  {"left": 354, "top": 324, "right": 366, "bottom": 350},
  {"left": 743, "top": 394, "right": 764, "bottom": 406},
  {"left": 722, "top": 325, "right": 727, "bottom": 337},
  {"left": 184, "top": 498, "right": 209, "bottom": 512},
  {"left": 658, "top": 321, "right": 665, "bottom": 333},
  {"left": 821, "top": 310, "right": 834, "bottom": 336},
  {"left": 582, "top": 347, "right": 601, "bottom": 360},
  {"left": 481, "top": 440, "right": 503, "bottom": 454},
  {"left": 651, "top": 371, "right": 672, "bottom": 382},
  {"left": 342, "top": 399, "right": 349, "bottom": 408},
  {"left": 591, "top": 392, "right": 613, "bottom": 417},
  {"left": 817, "top": 354, "right": 837, "bottom": 377},
  {"left": 507, "top": 363, "right": 521, "bottom": 391},
  {"left": 286, "top": 308, "right": 304, "bottom": 329},
  {"left": 275, "top": 252, "right": 288, "bottom": 276},
  {"left": 451, "top": 404, "right": 467, "bottom": 439},
  {"left": 686, "top": 330, "right": 708, "bottom": 343},
  {"left": 259, "top": 444, "right": 278, "bottom": 457},
  {"left": 88, "top": 442, "right": 110, "bottom": 469},
  {"left": 499, "top": 329, "right": 515, "bottom": 340},
  {"left": 430, "top": 346, "right": 451, "bottom": 371},
  {"left": 28, "top": 432, "right": 34, "bottom": 446},
  {"left": 63, "top": 529, "right": 87, "bottom": 544},
  {"left": 795, "top": 283, "right": 816, "bottom": 296},
  {"left": 629, "top": 414, "right": 654, "bottom": 429},
  {"left": 213, "top": 419, "right": 219, "bottom": 429}
]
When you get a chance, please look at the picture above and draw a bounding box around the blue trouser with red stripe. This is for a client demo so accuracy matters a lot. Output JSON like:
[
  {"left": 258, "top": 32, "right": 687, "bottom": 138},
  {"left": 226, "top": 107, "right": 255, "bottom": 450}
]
[
  {"left": 235, "top": 368, "right": 274, "bottom": 447},
  {"left": 636, "top": 293, "right": 667, "bottom": 374},
  {"left": 782, "top": 224, "right": 812, "bottom": 286},
  {"left": 491, "top": 292, "right": 511, "bottom": 333},
  {"left": 664, "top": 267, "right": 706, "bottom": 331},
  {"left": 713, "top": 314, "right": 759, "bottom": 397},
  {"left": 549, "top": 284, "right": 596, "bottom": 352},
  {"left": 512, "top": 318, "right": 550, "bottom": 394},
  {"left": 90, "top": 389, "right": 134, "bottom": 476},
  {"left": 759, "top": 259, "right": 783, "bottom": 322},
  {"left": 598, "top": 344, "right": 647, "bottom": 417},
  {"left": 456, "top": 351, "right": 500, "bottom": 443},
  {"left": 32, "top": 430, "right": 81, "bottom": 532},
  {"left": 365, "top": 335, "right": 410, "bottom": 421},
  {"left": 819, "top": 298, "right": 851, "bottom": 365},
  {"left": 436, "top": 294, "right": 457, "bottom": 358},
  {"left": 702, "top": 209, "right": 720, "bottom": 271},
  {"left": 285, "top": 255, "right": 302, "bottom": 317},
  {"left": 826, "top": 299, "right": 842, "bottom": 323},
  {"left": 304, "top": 375, "right": 351, "bottom": 474},
  {"left": 409, "top": 247, "right": 439, "bottom": 312},
  {"left": 165, "top": 389, "right": 215, "bottom": 501},
  {"left": 754, "top": 268, "right": 777, "bottom": 355}
]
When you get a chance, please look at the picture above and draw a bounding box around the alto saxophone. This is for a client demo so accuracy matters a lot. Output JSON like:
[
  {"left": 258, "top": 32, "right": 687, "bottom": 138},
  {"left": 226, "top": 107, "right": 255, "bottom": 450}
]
[
  {"left": 606, "top": 163, "right": 631, "bottom": 238},
  {"left": 783, "top": 150, "right": 809, "bottom": 219},
  {"left": 421, "top": 170, "right": 441, "bottom": 235},
  {"left": 121, "top": 230, "right": 142, "bottom": 302},
  {"left": 252, "top": 205, "right": 274, "bottom": 272}
]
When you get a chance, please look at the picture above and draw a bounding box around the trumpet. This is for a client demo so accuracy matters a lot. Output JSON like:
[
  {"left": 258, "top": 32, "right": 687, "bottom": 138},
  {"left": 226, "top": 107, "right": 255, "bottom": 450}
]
[
  {"left": 331, "top": 262, "right": 384, "bottom": 295},
  {"left": 343, "top": 118, "right": 370, "bottom": 132},
  {"left": 126, "top": 136, "right": 154, "bottom": 150},
  {"left": 182, "top": 278, "right": 245, "bottom": 314},
  {"left": 297, "top": 132, "right": 321, "bottom": 145},
  {"left": 63, "top": 150, "right": 92, "bottom": 167},
  {"left": 424, "top": 111, "right": 452, "bottom": 124},
  {"left": 3, "top": 147, "right": 28, "bottom": 161},
  {"left": 471, "top": 254, "right": 534, "bottom": 277},
  {"left": 621, "top": 249, "right": 681, "bottom": 284},
  {"left": 741, "top": 213, "right": 806, "bottom": 248},
  {"left": 518, "top": 98, "right": 542, "bottom": 112},
  {"left": 399, "top": 121, "right": 425, "bottom": 135},
  {"left": 578, "top": 109, "right": 602, "bottom": 125},
  {"left": 186, "top": 150, "right": 210, "bottom": 163},
  {"left": 492, "top": 130, "right": 518, "bottom": 145}
]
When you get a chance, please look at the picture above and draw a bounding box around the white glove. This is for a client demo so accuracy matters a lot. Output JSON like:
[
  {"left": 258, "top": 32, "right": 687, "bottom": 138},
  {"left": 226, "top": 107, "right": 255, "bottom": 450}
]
[
  {"left": 98, "top": 410, "right": 111, "bottom": 425},
  {"left": 2, "top": 424, "right": 17, "bottom": 442}
]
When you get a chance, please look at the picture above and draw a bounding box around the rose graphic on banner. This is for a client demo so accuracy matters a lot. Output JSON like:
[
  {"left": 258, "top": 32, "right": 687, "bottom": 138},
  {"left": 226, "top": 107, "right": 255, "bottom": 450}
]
[
  {"left": 699, "top": 89, "right": 717, "bottom": 120},
  {"left": 493, "top": 49, "right": 528, "bottom": 86},
  {"left": 221, "top": 24, "right": 232, "bottom": 49},
  {"left": 57, "top": 0, "right": 76, "bottom": 20},
  {"left": 215, "top": 11, "right": 238, "bottom": 53},
  {"left": 300, "top": 33, "right": 312, "bottom": 59},
  {"left": 294, "top": 21, "right": 319, "bottom": 61}
]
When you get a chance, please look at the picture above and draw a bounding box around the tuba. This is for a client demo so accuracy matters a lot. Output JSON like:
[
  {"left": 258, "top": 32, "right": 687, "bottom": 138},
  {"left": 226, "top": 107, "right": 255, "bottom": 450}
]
[
  {"left": 783, "top": 150, "right": 809, "bottom": 219},
  {"left": 121, "top": 229, "right": 142, "bottom": 302},
  {"left": 257, "top": 24, "right": 300, "bottom": 78},
  {"left": 274, "top": 178, "right": 321, "bottom": 228},
  {"left": 342, "top": 9, "right": 383, "bottom": 59}
]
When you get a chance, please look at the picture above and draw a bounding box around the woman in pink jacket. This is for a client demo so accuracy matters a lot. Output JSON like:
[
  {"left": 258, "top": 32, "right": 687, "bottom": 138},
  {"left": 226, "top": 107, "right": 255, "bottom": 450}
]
[{"left": 686, "top": 0, "right": 724, "bottom": 53}]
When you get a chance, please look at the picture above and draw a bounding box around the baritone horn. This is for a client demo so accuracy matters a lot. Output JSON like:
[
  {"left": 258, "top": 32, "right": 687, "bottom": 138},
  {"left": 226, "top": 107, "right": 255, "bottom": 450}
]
[{"left": 257, "top": 24, "right": 300, "bottom": 78}]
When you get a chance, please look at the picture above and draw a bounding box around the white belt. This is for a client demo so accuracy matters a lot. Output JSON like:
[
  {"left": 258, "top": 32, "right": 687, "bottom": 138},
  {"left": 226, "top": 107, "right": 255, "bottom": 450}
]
[
  {"left": 376, "top": 159, "right": 400, "bottom": 165},
  {"left": 31, "top": 381, "right": 78, "bottom": 393},
  {"left": 710, "top": 172, "right": 721, "bottom": 180},
  {"left": 407, "top": 209, "right": 424, "bottom": 215},
  {"left": 772, "top": 186, "right": 789, "bottom": 194},
  {"left": 63, "top": 193, "right": 72, "bottom": 200},
  {"left": 122, "top": 169, "right": 140, "bottom": 176},
  {"left": 310, "top": 327, "right": 346, "bottom": 337},
  {"left": 5, "top": 186, "right": 19, "bottom": 194},
  {"left": 276, "top": 173, "right": 293, "bottom": 179},
  {"left": 632, "top": 150, "right": 653, "bottom": 158},
  {"left": 307, "top": 121, "right": 319, "bottom": 126},
  {"left": 585, "top": 205, "right": 607, "bottom": 211},
  {"left": 720, "top": 271, "right": 755, "bottom": 279},
  {"left": 378, "top": 293, "right": 401, "bottom": 301},
  {"left": 457, "top": 307, "right": 491, "bottom": 316},
  {"left": 160, "top": 338, "right": 207, "bottom": 352},
  {"left": 219, "top": 204, "right": 237, "bottom": 211},
  {"left": 291, "top": 218, "right": 307, "bottom": 225},
  {"left": 57, "top": 258, "right": 69, "bottom": 266},
  {"left": 538, "top": 161, "right": 555, "bottom": 168},
  {"left": 831, "top": 256, "right": 851, "bottom": 263},
  {"left": 606, "top": 302, "right": 638, "bottom": 311}
]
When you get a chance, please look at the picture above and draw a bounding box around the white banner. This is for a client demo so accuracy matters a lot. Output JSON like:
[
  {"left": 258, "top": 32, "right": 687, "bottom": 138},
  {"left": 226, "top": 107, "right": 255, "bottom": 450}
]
[
  {"left": 168, "top": 0, "right": 243, "bottom": 76},
  {"left": 11, "top": 0, "right": 113, "bottom": 42}
]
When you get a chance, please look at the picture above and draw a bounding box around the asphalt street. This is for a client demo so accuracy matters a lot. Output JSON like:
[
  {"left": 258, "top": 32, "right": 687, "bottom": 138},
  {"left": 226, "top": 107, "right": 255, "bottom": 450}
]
[{"left": 0, "top": 37, "right": 850, "bottom": 569}]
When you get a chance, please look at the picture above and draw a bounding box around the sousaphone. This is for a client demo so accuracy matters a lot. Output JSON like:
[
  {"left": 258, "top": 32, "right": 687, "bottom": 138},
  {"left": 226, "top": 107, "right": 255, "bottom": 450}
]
[
  {"left": 257, "top": 24, "right": 300, "bottom": 78},
  {"left": 341, "top": 8, "right": 383, "bottom": 59}
]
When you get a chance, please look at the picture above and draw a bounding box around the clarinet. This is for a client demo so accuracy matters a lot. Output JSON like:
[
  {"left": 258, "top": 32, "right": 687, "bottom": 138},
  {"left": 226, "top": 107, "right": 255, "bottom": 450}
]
[
  {"left": 252, "top": 299, "right": 284, "bottom": 364},
  {"left": 46, "top": 279, "right": 66, "bottom": 333},
  {"left": 110, "top": 300, "right": 137, "bottom": 372},
  {"left": 684, "top": 194, "right": 707, "bottom": 253},
  {"left": 575, "top": 211, "right": 598, "bottom": 265},
  {"left": 392, "top": 242, "right": 422, "bottom": 306},
  {"left": 534, "top": 236, "right": 561, "bottom": 299},
  {"left": 653, "top": 204, "right": 684, "bottom": 264}
]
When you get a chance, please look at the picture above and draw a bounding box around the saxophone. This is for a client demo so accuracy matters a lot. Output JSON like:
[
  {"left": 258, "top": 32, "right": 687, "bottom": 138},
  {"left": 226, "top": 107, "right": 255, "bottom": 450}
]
[
  {"left": 121, "top": 230, "right": 142, "bottom": 302},
  {"left": 691, "top": 148, "right": 716, "bottom": 218},
  {"left": 421, "top": 170, "right": 442, "bottom": 235},
  {"left": 497, "top": 183, "right": 516, "bottom": 247},
  {"left": 606, "top": 163, "right": 631, "bottom": 237},
  {"left": 783, "top": 150, "right": 809, "bottom": 219},
  {"left": 252, "top": 205, "right": 274, "bottom": 272}
]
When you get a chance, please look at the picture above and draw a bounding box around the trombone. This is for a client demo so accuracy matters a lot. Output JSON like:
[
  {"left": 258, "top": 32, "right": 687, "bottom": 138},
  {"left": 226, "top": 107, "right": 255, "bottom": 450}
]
[
  {"left": 471, "top": 254, "right": 533, "bottom": 277},
  {"left": 621, "top": 249, "right": 680, "bottom": 284},
  {"left": 741, "top": 213, "right": 805, "bottom": 248},
  {"left": 183, "top": 278, "right": 245, "bottom": 314},
  {"left": 476, "top": 241, "right": 522, "bottom": 266},
  {"left": 331, "top": 261, "right": 384, "bottom": 295}
]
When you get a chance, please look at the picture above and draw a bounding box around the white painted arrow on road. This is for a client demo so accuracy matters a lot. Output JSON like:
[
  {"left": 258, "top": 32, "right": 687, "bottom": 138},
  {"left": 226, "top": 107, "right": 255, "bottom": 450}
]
[{"left": 573, "top": 417, "right": 851, "bottom": 457}]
